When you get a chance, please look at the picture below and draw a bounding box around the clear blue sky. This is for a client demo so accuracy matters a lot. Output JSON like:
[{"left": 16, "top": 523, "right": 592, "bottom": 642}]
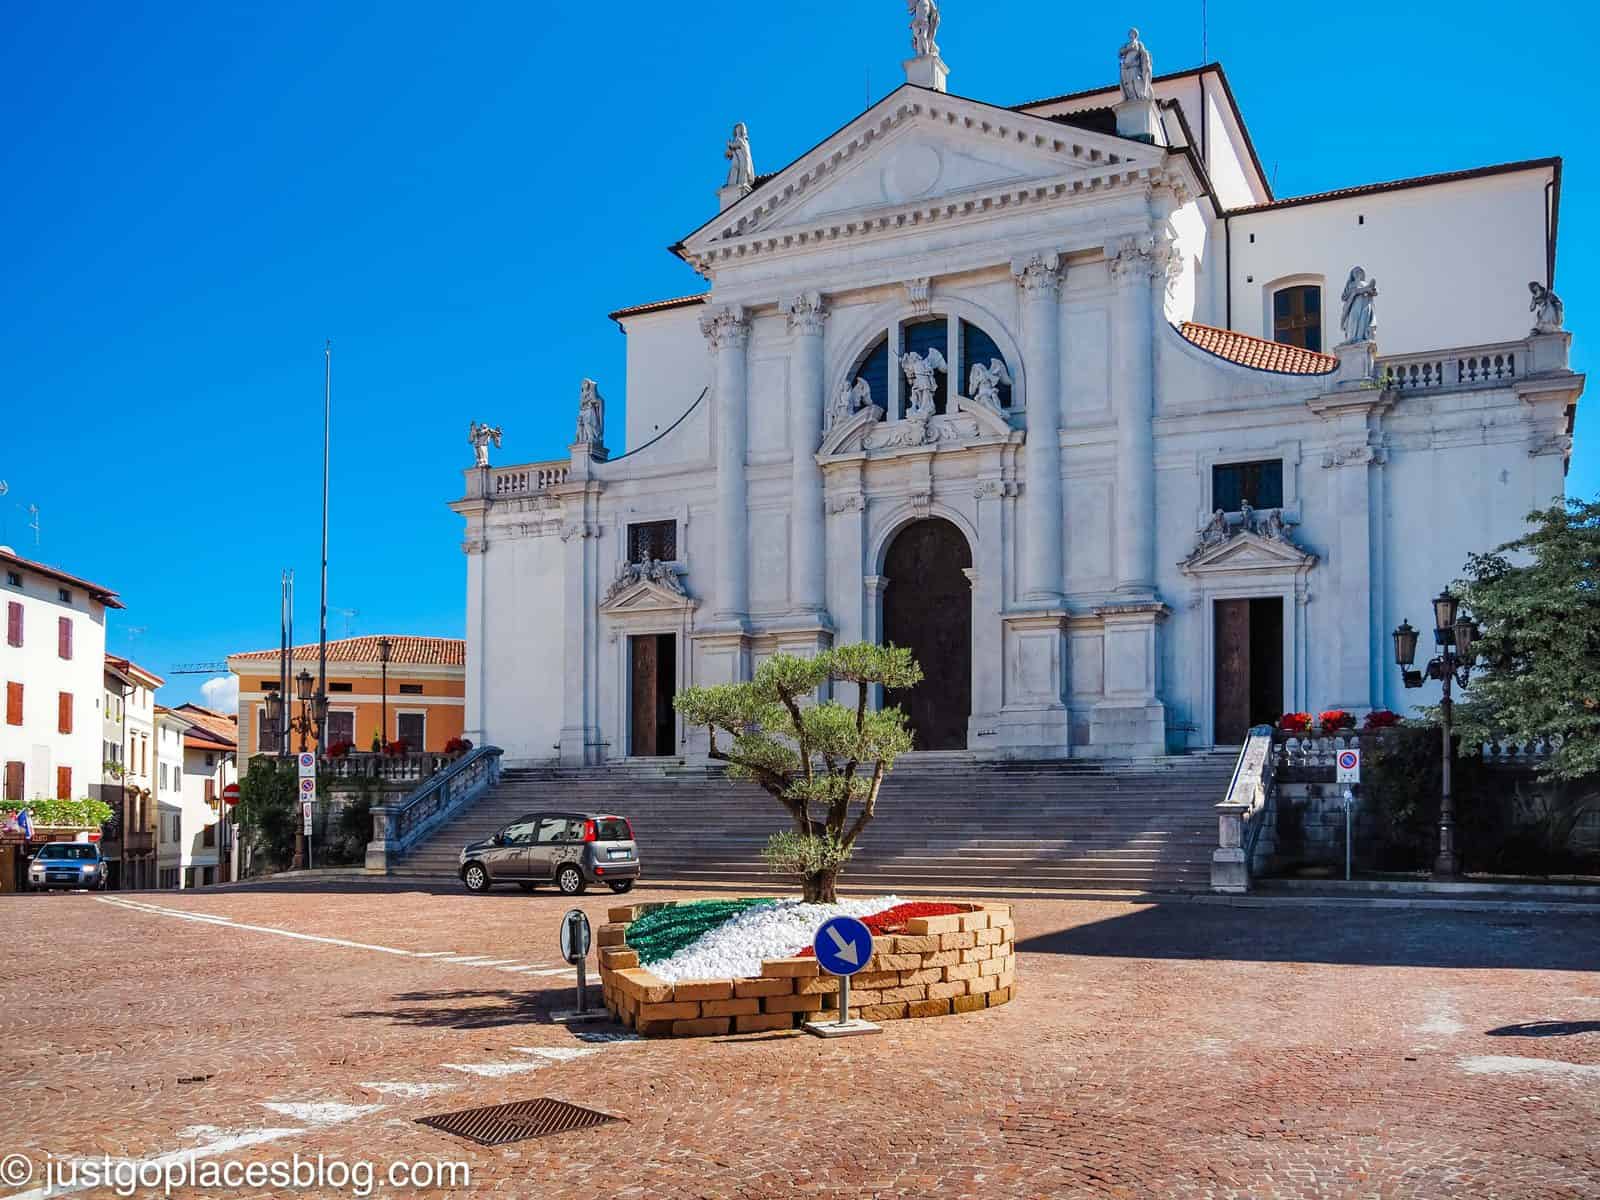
[{"left": 2, "top": 0, "right": 1594, "bottom": 708}]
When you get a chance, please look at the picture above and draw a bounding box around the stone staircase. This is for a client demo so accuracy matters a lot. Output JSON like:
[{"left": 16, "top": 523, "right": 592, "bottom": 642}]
[{"left": 397, "top": 750, "right": 1238, "bottom": 896}]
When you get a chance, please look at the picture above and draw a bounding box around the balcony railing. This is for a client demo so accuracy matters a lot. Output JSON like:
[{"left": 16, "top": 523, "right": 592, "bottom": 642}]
[
  {"left": 365, "top": 745, "right": 502, "bottom": 871},
  {"left": 1378, "top": 340, "right": 1525, "bottom": 393},
  {"left": 461, "top": 458, "right": 571, "bottom": 501},
  {"left": 319, "top": 751, "right": 462, "bottom": 784}
]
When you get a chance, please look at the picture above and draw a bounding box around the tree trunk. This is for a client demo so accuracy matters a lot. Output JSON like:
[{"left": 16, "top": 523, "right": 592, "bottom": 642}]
[{"left": 802, "top": 867, "right": 839, "bottom": 905}]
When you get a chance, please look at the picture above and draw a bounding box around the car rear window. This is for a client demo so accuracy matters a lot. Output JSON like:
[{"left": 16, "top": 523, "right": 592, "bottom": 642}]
[
  {"left": 39, "top": 844, "right": 95, "bottom": 860},
  {"left": 593, "top": 818, "right": 631, "bottom": 842}
]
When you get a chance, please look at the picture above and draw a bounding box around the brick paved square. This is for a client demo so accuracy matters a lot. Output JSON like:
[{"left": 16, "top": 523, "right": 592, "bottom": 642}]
[{"left": 1, "top": 883, "right": 1596, "bottom": 1198}]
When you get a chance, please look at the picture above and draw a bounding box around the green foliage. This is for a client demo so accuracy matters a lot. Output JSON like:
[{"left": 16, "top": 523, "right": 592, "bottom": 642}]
[
  {"left": 675, "top": 642, "right": 923, "bottom": 901},
  {"left": 2, "top": 797, "right": 113, "bottom": 828},
  {"left": 1364, "top": 725, "right": 1495, "bottom": 871},
  {"left": 1448, "top": 496, "right": 1600, "bottom": 781},
  {"left": 625, "top": 899, "right": 776, "bottom": 965},
  {"left": 234, "top": 758, "right": 299, "bottom": 871}
]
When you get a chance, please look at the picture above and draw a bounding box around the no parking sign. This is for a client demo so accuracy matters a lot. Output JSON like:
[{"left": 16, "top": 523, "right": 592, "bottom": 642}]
[{"left": 1336, "top": 748, "right": 1361, "bottom": 784}]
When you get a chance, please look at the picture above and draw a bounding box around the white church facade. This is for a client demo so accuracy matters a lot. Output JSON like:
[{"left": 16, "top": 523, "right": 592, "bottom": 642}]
[{"left": 453, "top": 14, "right": 1582, "bottom": 766}]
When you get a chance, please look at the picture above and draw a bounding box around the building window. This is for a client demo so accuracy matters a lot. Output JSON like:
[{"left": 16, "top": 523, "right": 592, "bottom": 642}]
[
  {"left": 900, "top": 318, "right": 950, "bottom": 414},
  {"left": 58, "top": 616, "right": 73, "bottom": 660},
  {"left": 398, "top": 683, "right": 423, "bottom": 695},
  {"left": 852, "top": 335, "right": 891, "bottom": 415},
  {"left": 327, "top": 710, "right": 355, "bottom": 746},
  {"left": 256, "top": 708, "right": 275, "bottom": 752},
  {"left": 848, "top": 312, "right": 1014, "bottom": 422},
  {"left": 202, "top": 824, "right": 216, "bottom": 848},
  {"left": 58, "top": 691, "right": 73, "bottom": 735},
  {"left": 159, "top": 763, "right": 168, "bottom": 790},
  {"left": 627, "top": 520, "right": 677, "bottom": 564},
  {"left": 58, "top": 587, "right": 72, "bottom": 604},
  {"left": 4, "top": 571, "right": 19, "bottom": 587},
  {"left": 396, "top": 711, "right": 425, "bottom": 751},
  {"left": 5, "top": 682, "right": 21, "bottom": 726},
  {"left": 329, "top": 681, "right": 353, "bottom": 693},
  {"left": 259, "top": 680, "right": 280, "bottom": 691},
  {"left": 960, "top": 320, "right": 1013, "bottom": 408},
  {"left": 1213, "top": 460, "right": 1285, "bottom": 512},
  {"left": 56, "top": 766, "right": 72, "bottom": 800},
  {"left": 205, "top": 752, "right": 215, "bottom": 768},
  {"left": 1272, "top": 285, "right": 1322, "bottom": 352},
  {"left": 6, "top": 601, "right": 20, "bottom": 647}
]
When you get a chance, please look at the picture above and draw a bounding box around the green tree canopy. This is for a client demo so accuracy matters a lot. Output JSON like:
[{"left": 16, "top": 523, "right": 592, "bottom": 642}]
[{"left": 1451, "top": 496, "right": 1600, "bottom": 781}]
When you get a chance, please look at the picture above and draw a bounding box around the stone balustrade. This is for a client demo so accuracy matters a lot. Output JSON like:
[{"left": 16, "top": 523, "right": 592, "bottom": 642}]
[
  {"left": 460, "top": 459, "right": 571, "bottom": 500},
  {"left": 1378, "top": 339, "right": 1525, "bottom": 392}
]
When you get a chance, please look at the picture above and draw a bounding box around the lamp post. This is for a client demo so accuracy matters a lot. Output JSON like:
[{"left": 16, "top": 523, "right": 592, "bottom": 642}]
[
  {"left": 1392, "top": 591, "right": 1477, "bottom": 879},
  {"left": 287, "top": 668, "right": 326, "bottom": 753},
  {"left": 264, "top": 689, "right": 285, "bottom": 759},
  {"left": 377, "top": 636, "right": 392, "bottom": 754}
]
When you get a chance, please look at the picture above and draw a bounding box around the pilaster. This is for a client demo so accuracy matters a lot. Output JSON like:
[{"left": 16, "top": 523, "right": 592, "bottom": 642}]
[
  {"left": 1012, "top": 251, "right": 1065, "bottom": 605},
  {"left": 1108, "top": 234, "right": 1159, "bottom": 599},
  {"left": 555, "top": 482, "right": 606, "bottom": 765},
  {"left": 1088, "top": 601, "right": 1169, "bottom": 757},
  {"left": 701, "top": 304, "right": 752, "bottom": 632},
  {"left": 783, "top": 291, "right": 830, "bottom": 622}
]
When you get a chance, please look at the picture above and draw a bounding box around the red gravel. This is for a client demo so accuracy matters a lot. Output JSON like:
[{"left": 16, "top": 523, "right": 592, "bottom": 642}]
[{"left": 797, "top": 901, "right": 966, "bottom": 955}]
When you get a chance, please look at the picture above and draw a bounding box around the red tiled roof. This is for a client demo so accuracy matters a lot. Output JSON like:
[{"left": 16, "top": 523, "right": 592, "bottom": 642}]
[
  {"left": 1, "top": 547, "right": 123, "bottom": 609},
  {"left": 1226, "top": 157, "right": 1559, "bottom": 215},
  {"left": 105, "top": 655, "right": 165, "bottom": 687},
  {"left": 229, "top": 635, "right": 465, "bottom": 668},
  {"left": 1178, "top": 322, "right": 1337, "bottom": 375},
  {"left": 175, "top": 703, "right": 238, "bottom": 749},
  {"left": 607, "top": 294, "right": 708, "bottom": 323}
]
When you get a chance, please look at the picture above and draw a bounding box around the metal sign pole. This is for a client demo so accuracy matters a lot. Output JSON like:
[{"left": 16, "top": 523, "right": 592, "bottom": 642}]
[
  {"left": 838, "top": 971, "right": 849, "bottom": 1027},
  {"left": 1344, "top": 787, "right": 1354, "bottom": 881}
]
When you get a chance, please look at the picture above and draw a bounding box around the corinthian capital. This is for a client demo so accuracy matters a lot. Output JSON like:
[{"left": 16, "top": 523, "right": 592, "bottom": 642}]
[
  {"left": 699, "top": 304, "right": 750, "bottom": 351},
  {"left": 1010, "top": 251, "right": 1062, "bottom": 298},
  {"left": 780, "top": 291, "right": 827, "bottom": 336},
  {"left": 1107, "top": 233, "right": 1162, "bottom": 282}
]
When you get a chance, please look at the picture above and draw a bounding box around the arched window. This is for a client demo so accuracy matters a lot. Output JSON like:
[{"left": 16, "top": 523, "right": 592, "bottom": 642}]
[
  {"left": 1272, "top": 284, "right": 1322, "bottom": 352},
  {"left": 847, "top": 312, "right": 1015, "bottom": 421}
]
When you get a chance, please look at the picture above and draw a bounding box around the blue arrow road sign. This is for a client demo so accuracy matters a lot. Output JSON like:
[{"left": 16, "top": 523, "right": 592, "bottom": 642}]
[{"left": 813, "top": 915, "right": 873, "bottom": 977}]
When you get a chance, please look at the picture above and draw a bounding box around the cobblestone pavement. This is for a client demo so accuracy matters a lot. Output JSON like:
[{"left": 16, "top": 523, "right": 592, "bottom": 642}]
[{"left": 2, "top": 881, "right": 1597, "bottom": 1199}]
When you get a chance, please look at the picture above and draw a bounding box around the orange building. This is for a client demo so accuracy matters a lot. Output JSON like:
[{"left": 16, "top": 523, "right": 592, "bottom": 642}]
[{"left": 228, "top": 636, "right": 465, "bottom": 757}]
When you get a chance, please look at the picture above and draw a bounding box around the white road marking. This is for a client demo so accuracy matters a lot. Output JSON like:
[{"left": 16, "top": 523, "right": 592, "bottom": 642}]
[
  {"left": 442, "top": 1061, "right": 546, "bottom": 1077},
  {"left": 261, "top": 1102, "right": 384, "bottom": 1124},
  {"left": 528, "top": 967, "right": 578, "bottom": 977},
  {"left": 360, "top": 1081, "right": 461, "bottom": 1099},
  {"left": 514, "top": 1047, "right": 600, "bottom": 1062},
  {"left": 1459, "top": 1055, "right": 1600, "bottom": 1081}
]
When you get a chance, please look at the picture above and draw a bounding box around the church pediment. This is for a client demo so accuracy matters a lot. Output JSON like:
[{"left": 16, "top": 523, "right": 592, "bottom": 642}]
[
  {"left": 1179, "top": 525, "right": 1317, "bottom": 576},
  {"left": 681, "top": 88, "right": 1169, "bottom": 271},
  {"left": 599, "top": 562, "right": 697, "bottom": 615}
]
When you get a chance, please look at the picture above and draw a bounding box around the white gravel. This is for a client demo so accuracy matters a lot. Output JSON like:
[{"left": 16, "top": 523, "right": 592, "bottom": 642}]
[{"left": 645, "top": 895, "right": 904, "bottom": 984}]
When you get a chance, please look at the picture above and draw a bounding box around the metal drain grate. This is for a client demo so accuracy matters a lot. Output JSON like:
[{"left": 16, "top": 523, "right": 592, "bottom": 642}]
[{"left": 417, "top": 1097, "right": 624, "bottom": 1147}]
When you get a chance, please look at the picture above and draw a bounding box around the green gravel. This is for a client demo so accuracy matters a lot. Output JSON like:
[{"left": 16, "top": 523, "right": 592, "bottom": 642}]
[{"left": 625, "top": 899, "right": 776, "bottom": 965}]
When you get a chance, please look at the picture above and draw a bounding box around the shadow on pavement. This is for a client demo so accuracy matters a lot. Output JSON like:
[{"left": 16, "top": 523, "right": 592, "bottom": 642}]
[
  {"left": 1485, "top": 1020, "right": 1600, "bottom": 1037},
  {"left": 343, "top": 986, "right": 615, "bottom": 1031},
  {"left": 1016, "top": 903, "right": 1600, "bottom": 971}
]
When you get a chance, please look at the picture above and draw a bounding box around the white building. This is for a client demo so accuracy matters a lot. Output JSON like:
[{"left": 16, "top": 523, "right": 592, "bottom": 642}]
[
  {"left": 163, "top": 703, "right": 236, "bottom": 887},
  {"left": 453, "top": 20, "right": 1582, "bottom": 764},
  {"left": 105, "top": 655, "right": 163, "bottom": 887},
  {"left": 1, "top": 547, "right": 121, "bottom": 803}
]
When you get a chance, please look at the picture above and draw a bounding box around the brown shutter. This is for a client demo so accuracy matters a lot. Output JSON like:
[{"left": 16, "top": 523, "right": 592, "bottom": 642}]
[
  {"left": 56, "top": 765, "right": 72, "bottom": 801},
  {"left": 5, "top": 682, "right": 21, "bottom": 726},
  {"left": 58, "top": 616, "right": 73, "bottom": 659},
  {"left": 58, "top": 691, "right": 73, "bottom": 735},
  {"left": 4, "top": 761, "right": 23, "bottom": 803},
  {"left": 205, "top": 778, "right": 215, "bottom": 805},
  {"left": 6, "top": 602, "right": 20, "bottom": 647}
]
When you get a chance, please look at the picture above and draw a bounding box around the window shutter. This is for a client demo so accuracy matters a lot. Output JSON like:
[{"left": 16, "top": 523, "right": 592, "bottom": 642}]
[
  {"left": 5, "top": 682, "right": 21, "bottom": 726},
  {"left": 6, "top": 602, "right": 20, "bottom": 647},
  {"left": 58, "top": 617, "right": 73, "bottom": 659},
  {"left": 58, "top": 691, "right": 73, "bottom": 735},
  {"left": 56, "top": 765, "right": 72, "bottom": 801},
  {"left": 3, "top": 761, "right": 22, "bottom": 803}
]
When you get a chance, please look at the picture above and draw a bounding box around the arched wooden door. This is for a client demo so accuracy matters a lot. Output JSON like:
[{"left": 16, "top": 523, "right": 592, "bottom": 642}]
[{"left": 882, "top": 518, "right": 972, "bottom": 751}]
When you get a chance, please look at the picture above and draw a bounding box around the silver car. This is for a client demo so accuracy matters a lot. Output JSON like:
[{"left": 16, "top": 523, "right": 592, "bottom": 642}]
[{"left": 459, "top": 811, "right": 640, "bottom": 896}]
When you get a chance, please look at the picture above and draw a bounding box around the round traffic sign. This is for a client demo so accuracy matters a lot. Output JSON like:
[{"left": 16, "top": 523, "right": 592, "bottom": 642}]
[
  {"left": 1337, "top": 750, "right": 1358, "bottom": 771},
  {"left": 222, "top": 783, "right": 241, "bottom": 806},
  {"left": 560, "top": 909, "right": 592, "bottom": 965},
  {"left": 298, "top": 777, "right": 316, "bottom": 797},
  {"left": 813, "top": 915, "right": 873, "bottom": 977}
]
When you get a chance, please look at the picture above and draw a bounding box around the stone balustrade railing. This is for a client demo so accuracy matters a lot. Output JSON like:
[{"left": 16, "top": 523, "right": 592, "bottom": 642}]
[
  {"left": 459, "top": 459, "right": 571, "bottom": 501},
  {"left": 1273, "top": 730, "right": 1556, "bottom": 772},
  {"left": 1212, "top": 725, "right": 1277, "bottom": 894},
  {"left": 319, "top": 751, "right": 460, "bottom": 784},
  {"left": 1378, "top": 339, "right": 1525, "bottom": 393},
  {"left": 365, "top": 745, "right": 502, "bottom": 872}
]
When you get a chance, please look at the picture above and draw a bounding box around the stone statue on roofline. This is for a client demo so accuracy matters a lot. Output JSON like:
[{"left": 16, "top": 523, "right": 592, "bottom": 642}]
[
  {"left": 1119, "top": 28, "right": 1153, "bottom": 102},
  {"left": 468, "top": 420, "right": 502, "bottom": 467},
  {"left": 1529, "top": 281, "right": 1565, "bottom": 334},
  {"left": 575, "top": 378, "right": 605, "bottom": 447},
  {"left": 908, "top": 0, "right": 941, "bottom": 57},
  {"left": 1338, "top": 266, "right": 1378, "bottom": 345},
  {"left": 724, "top": 123, "right": 754, "bottom": 191}
]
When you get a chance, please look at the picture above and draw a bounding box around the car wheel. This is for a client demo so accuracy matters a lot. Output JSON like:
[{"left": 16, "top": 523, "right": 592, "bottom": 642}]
[
  {"left": 607, "top": 880, "right": 635, "bottom": 894},
  {"left": 462, "top": 863, "right": 492, "bottom": 893},
  {"left": 556, "top": 864, "right": 586, "bottom": 896},
  {"left": 517, "top": 881, "right": 538, "bottom": 892}
]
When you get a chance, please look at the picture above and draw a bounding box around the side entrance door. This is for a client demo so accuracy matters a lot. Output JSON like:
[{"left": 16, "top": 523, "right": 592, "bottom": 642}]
[
  {"left": 629, "top": 635, "right": 677, "bottom": 757},
  {"left": 1213, "top": 597, "right": 1285, "bottom": 744}
]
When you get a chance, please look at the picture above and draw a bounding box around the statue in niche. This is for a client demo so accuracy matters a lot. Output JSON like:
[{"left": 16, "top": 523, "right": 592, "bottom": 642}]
[
  {"left": 467, "top": 420, "right": 502, "bottom": 467},
  {"left": 724, "top": 123, "right": 754, "bottom": 190},
  {"left": 897, "top": 347, "right": 947, "bottom": 420},
  {"left": 1338, "top": 267, "right": 1378, "bottom": 344},
  {"left": 1199, "top": 508, "right": 1229, "bottom": 548},
  {"left": 967, "top": 359, "right": 1012, "bottom": 411},
  {"left": 826, "top": 377, "right": 872, "bottom": 433},
  {"left": 575, "top": 378, "right": 605, "bottom": 446},
  {"left": 1529, "top": 281, "right": 1565, "bottom": 334},
  {"left": 908, "top": 0, "right": 940, "bottom": 57},
  {"left": 1118, "top": 28, "right": 1153, "bottom": 102}
]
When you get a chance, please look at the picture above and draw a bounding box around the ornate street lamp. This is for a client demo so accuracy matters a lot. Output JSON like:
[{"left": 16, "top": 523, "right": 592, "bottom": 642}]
[
  {"left": 288, "top": 668, "right": 324, "bottom": 753},
  {"left": 1392, "top": 591, "right": 1477, "bottom": 879},
  {"left": 377, "top": 636, "right": 392, "bottom": 753},
  {"left": 263, "top": 690, "right": 285, "bottom": 756}
]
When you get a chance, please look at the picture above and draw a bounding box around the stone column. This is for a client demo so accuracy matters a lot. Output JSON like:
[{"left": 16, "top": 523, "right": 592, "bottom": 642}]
[
  {"left": 462, "top": 536, "right": 488, "bottom": 745},
  {"left": 1108, "top": 235, "right": 1158, "bottom": 597},
  {"left": 701, "top": 305, "right": 752, "bottom": 626},
  {"left": 556, "top": 464, "right": 604, "bottom": 766},
  {"left": 782, "top": 292, "right": 828, "bottom": 618},
  {"left": 1011, "top": 252, "right": 1065, "bottom": 604}
]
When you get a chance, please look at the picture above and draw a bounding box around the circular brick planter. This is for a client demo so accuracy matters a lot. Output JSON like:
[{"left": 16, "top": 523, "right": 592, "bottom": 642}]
[{"left": 598, "top": 900, "right": 1016, "bottom": 1037}]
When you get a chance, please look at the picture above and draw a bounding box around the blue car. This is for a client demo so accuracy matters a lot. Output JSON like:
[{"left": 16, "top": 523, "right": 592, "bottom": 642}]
[{"left": 27, "top": 842, "right": 108, "bottom": 891}]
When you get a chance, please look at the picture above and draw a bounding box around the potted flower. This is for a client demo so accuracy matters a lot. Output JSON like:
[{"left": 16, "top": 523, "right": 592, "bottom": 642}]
[
  {"left": 1318, "top": 709, "right": 1355, "bottom": 732},
  {"left": 1362, "top": 709, "right": 1401, "bottom": 731},
  {"left": 443, "top": 736, "right": 473, "bottom": 756},
  {"left": 383, "top": 738, "right": 409, "bottom": 756},
  {"left": 325, "top": 740, "right": 353, "bottom": 759},
  {"left": 1278, "top": 712, "right": 1312, "bottom": 735},
  {"left": 370, "top": 729, "right": 382, "bottom": 754}
]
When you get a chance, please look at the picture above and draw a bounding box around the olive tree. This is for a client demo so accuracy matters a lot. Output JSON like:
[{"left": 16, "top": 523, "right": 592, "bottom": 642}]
[{"left": 675, "top": 643, "right": 921, "bottom": 903}]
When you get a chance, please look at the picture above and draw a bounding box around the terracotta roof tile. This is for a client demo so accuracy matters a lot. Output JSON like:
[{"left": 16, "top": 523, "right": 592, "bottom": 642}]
[
  {"left": 175, "top": 703, "right": 239, "bottom": 748},
  {"left": 1, "top": 547, "right": 123, "bottom": 609},
  {"left": 607, "top": 293, "right": 708, "bottom": 323},
  {"left": 1178, "top": 322, "right": 1337, "bottom": 375},
  {"left": 1226, "top": 157, "right": 1559, "bottom": 215},
  {"left": 229, "top": 635, "right": 464, "bottom": 668}
]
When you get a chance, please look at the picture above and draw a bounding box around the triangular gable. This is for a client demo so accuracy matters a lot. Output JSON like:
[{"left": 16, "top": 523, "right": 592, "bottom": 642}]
[
  {"left": 599, "top": 575, "right": 697, "bottom": 616},
  {"left": 1179, "top": 529, "right": 1317, "bottom": 576},
  {"left": 679, "top": 85, "right": 1170, "bottom": 272}
]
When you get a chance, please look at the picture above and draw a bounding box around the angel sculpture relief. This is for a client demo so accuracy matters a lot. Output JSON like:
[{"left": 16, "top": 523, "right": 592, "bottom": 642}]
[
  {"left": 897, "top": 347, "right": 947, "bottom": 420},
  {"left": 967, "top": 359, "right": 1012, "bottom": 411}
]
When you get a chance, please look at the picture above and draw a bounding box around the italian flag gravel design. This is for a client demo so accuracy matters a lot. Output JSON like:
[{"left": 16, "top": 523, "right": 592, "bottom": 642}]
[{"left": 626, "top": 896, "right": 966, "bottom": 984}]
